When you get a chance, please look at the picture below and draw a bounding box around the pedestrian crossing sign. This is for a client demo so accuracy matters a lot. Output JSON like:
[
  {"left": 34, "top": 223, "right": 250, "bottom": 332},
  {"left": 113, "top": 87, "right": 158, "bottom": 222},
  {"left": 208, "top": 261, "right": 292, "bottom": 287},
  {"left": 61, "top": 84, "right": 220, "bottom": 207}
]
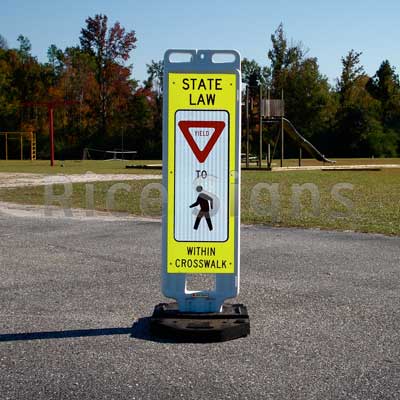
[{"left": 163, "top": 50, "right": 240, "bottom": 276}]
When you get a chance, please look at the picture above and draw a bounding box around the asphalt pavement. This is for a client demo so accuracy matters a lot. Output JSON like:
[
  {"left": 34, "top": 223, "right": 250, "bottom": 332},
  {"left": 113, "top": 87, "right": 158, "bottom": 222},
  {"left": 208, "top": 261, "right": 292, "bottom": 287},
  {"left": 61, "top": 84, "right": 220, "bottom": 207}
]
[{"left": 1, "top": 213, "right": 399, "bottom": 399}]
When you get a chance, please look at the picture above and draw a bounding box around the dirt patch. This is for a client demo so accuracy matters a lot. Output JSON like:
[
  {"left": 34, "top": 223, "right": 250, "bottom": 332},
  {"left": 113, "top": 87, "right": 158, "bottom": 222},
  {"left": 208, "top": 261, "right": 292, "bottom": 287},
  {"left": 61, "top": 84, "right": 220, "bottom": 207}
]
[
  {"left": 0, "top": 172, "right": 162, "bottom": 188},
  {"left": 0, "top": 200, "right": 161, "bottom": 222}
]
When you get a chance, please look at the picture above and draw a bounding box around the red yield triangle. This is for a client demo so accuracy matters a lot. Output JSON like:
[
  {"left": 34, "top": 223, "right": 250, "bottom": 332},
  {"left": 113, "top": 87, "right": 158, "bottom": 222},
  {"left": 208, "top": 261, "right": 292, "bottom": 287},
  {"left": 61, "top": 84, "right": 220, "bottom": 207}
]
[{"left": 178, "top": 120, "right": 225, "bottom": 163}]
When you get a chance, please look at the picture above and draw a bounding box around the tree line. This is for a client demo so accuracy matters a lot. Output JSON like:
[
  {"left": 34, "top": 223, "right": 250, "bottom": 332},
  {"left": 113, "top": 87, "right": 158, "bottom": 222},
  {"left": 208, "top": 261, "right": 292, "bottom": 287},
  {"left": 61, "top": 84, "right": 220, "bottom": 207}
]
[{"left": 0, "top": 18, "right": 399, "bottom": 160}]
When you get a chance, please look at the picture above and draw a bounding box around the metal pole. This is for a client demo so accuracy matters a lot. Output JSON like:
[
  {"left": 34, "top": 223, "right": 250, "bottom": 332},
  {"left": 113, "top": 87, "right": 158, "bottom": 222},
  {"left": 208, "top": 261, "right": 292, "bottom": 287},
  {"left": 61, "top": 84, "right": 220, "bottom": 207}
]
[
  {"left": 49, "top": 106, "right": 54, "bottom": 167},
  {"left": 245, "top": 85, "right": 249, "bottom": 168},
  {"left": 280, "top": 89, "right": 284, "bottom": 168},
  {"left": 280, "top": 119, "right": 284, "bottom": 167},
  {"left": 20, "top": 134, "right": 23, "bottom": 160},
  {"left": 5, "top": 133, "right": 8, "bottom": 160},
  {"left": 267, "top": 87, "right": 271, "bottom": 169},
  {"left": 299, "top": 147, "right": 302, "bottom": 167},
  {"left": 259, "top": 85, "right": 262, "bottom": 169},
  {"left": 121, "top": 127, "right": 124, "bottom": 161}
]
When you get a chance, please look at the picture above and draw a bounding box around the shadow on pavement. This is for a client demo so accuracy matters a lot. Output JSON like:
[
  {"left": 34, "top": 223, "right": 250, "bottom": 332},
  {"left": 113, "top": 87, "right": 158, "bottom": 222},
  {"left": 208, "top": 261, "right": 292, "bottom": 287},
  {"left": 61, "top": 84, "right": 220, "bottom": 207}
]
[
  {"left": 0, "top": 318, "right": 211, "bottom": 344},
  {"left": 131, "top": 317, "right": 188, "bottom": 343},
  {"left": 0, "top": 327, "right": 134, "bottom": 342},
  {"left": 0, "top": 317, "right": 180, "bottom": 344}
]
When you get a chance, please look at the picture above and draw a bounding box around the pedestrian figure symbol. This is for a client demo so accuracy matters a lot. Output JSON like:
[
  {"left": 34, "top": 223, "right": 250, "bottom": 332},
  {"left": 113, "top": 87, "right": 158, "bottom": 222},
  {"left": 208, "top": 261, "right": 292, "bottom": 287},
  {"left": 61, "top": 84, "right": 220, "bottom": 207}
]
[{"left": 189, "top": 186, "right": 213, "bottom": 231}]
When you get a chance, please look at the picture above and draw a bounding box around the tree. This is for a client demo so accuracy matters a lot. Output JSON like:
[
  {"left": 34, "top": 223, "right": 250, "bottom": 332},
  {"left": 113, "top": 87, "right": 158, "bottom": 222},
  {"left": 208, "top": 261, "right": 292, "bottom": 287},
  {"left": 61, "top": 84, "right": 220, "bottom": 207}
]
[
  {"left": 367, "top": 60, "right": 400, "bottom": 123},
  {"left": 139, "top": 60, "right": 164, "bottom": 157},
  {"left": 47, "top": 44, "right": 64, "bottom": 71},
  {"left": 337, "top": 50, "right": 364, "bottom": 105},
  {"left": 126, "top": 87, "right": 161, "bottom": 157},
  {"left": 283, "top": 57, "right": 335, "bottom": 140},
  {"left": 145, "top": 60, "right": 164, "bottom": 94},
  {"left": 242, "top": 58, "right": 261, "bottom": 87},
  {"left": 268, "top": 23, "right": 287, "bottom": 93},
  {"left": 241, "top": 58, "right": 270, "bottom": 98},
  {"left": 17, "top": 35, "right": 32, "bottom": 60},
  {"left": 333, "top": 53, "right": 394, "bottom": 157},
  {"left": 367, "top": 60, "right": 399, "bottom": 101},
  {"left": 50, "top": 46, "right": 97, "bottom": 144},
  {"left": 366, "top": 60, "right": 400, "bottom": 154},
  {"left": 0, "top": 34, "right": 8, "bottom": 49},
  {"left": 268, "top": 23, "right": 304, "bottom": 96},
  {"left": 79, "top": 14, "right": 137, "bottom": 136},
  {"left": 0, "top": 47, "right": 16, "bottom": 129}
]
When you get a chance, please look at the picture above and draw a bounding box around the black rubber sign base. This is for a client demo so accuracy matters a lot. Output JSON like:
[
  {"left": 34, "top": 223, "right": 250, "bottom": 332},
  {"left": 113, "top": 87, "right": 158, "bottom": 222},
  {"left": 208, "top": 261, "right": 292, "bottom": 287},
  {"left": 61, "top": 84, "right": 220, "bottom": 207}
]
[{"left": 150, "top": 303, "right": 250, "bottom": 342}]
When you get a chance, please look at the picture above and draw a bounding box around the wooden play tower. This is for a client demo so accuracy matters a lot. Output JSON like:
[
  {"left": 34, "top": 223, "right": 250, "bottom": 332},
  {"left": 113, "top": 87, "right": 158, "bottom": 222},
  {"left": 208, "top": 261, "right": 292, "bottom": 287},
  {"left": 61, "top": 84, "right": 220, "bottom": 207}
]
[
  {"left": 243, "top": 86, "right": 285, "bottom": 169},
  {"left": 0, "top": 131, "right": 36, "bottom": 160}
]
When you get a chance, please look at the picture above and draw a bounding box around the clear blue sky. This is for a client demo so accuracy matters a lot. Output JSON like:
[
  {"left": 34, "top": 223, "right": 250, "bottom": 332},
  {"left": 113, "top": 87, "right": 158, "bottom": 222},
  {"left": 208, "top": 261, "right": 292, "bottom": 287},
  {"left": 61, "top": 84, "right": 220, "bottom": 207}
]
[{"left": 1, "top": 0, "right": 399, "bottom": 86}]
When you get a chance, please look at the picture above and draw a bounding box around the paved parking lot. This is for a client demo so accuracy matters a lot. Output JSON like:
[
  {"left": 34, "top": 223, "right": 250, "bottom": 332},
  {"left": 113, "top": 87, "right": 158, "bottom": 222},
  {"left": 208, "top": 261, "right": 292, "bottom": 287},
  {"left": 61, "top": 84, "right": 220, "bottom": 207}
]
[{"left": 1, "top": 212, "right": 399, "bottom": 399}]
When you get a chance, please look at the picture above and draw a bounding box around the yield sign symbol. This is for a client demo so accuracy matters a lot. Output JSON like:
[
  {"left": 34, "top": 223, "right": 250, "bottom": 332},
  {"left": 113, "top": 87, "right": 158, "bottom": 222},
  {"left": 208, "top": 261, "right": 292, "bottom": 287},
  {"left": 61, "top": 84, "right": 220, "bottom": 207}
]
[{"left": 178, "top": 120, "right": 225, "bottom": 163}]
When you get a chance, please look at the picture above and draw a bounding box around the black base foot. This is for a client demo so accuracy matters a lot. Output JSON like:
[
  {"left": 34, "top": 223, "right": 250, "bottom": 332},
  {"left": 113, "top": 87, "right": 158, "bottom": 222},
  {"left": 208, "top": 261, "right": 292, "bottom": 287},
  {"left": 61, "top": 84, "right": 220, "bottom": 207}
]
[{"left": 150, "top": 302, "right": 250, "bottom": 342}]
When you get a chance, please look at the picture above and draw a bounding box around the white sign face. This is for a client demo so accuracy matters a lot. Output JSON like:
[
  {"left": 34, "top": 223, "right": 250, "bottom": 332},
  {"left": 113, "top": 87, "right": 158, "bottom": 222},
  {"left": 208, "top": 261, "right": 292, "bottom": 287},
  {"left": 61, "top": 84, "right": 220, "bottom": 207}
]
[{"left": 174, "top": 109, "right": 229, "bottom": 242}]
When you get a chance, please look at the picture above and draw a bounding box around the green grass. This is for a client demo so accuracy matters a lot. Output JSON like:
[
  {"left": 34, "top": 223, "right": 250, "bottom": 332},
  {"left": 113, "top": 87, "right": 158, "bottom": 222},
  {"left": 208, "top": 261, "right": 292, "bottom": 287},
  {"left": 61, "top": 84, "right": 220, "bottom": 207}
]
[
  {"left": 241, "top": 169, "right": 400, "bottom": 235},
  {"left": 1, "top": 158, "right": 399, "bottom": 175},
  {"left": 0, "top": 164, "right": 399, "bottom": 235},
  {"left": 0, "top": 159, "right": 161, "bottom": 174}
]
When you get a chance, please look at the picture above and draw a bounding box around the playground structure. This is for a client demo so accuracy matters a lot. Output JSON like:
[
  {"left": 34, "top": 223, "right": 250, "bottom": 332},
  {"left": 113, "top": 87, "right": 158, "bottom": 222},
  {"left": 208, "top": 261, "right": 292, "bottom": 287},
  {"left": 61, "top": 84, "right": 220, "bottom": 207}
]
[
  {"left": 243, "top": 86, "right": 334, "bottom": 169},
  {"left": 0, "top": 131, "right": 36, "bottom": 160}
]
